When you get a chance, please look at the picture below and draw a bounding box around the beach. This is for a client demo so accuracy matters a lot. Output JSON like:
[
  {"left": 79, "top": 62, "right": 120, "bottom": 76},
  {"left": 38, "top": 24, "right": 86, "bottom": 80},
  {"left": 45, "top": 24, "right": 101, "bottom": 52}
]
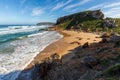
[
  {"left": 26, "top": 30, "right": 102, "bottom": 69},
  {"left": 0, "top": 25, "right": 63, "bottom": 80}
]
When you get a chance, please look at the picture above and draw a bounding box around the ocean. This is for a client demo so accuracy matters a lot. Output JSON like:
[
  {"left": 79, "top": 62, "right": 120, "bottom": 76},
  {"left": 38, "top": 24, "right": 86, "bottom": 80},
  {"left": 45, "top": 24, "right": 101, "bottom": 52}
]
[{"left": 0, "top": 25, "right": 62, "bottom": 80}]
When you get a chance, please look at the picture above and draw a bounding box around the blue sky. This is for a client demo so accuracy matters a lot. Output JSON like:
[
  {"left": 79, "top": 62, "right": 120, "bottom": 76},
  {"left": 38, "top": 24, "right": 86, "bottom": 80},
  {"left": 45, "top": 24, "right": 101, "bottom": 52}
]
[{"left": 0, "top": 0, "right": 120, "bottom": 24}]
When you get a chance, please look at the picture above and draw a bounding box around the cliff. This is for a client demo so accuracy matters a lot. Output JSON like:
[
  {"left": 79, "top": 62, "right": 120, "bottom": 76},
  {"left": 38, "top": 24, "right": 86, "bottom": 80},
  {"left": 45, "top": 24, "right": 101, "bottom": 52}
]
[
  {"left": 55, "top": 10, "right": 120, "bottom": 33},
  {"left": 56, "top": 9, "right": 104, "bottom": 29}
]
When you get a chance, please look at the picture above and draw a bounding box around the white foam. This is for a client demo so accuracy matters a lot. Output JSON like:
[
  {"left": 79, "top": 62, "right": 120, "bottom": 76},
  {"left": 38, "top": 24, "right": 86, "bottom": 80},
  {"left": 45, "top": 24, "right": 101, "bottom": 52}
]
[
  {"left": 0, "top": 31, "right": 62, "bottom": 80},
  {"left": 28, "top": 31, "right": 48, "bottom": 37},
  {"left": 0, "top": 25, "right": 48, "bottom": 35}
]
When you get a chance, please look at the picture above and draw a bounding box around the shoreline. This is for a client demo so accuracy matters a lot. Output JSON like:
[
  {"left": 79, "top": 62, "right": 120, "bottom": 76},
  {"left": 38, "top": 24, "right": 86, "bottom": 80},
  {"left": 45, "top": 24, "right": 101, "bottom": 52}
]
[
  {"left": 25, "top": 30, "right": 102, "bottom": 69},
  {"left": 0, "top": 31, "right": 63, "bottom": 80},
  {"left": 22, "top": 31, "right": 63, "bottom": 69}
]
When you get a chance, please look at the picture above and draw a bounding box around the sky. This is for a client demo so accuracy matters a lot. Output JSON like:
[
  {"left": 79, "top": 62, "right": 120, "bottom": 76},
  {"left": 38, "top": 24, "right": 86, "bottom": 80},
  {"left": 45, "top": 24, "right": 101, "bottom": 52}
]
[{"left": 0, "top": 0, "right": 120, "bottom": 24}]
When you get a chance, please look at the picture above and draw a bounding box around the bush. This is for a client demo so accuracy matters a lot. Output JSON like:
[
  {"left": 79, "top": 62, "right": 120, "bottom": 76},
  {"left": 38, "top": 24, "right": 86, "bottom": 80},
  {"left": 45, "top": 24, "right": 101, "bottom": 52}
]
[
  {"left": 104, "top": 63, "right": 120, "bottom": 76},
  {"left": 105, "top": 76, "right": 120, "bottom": 80}
]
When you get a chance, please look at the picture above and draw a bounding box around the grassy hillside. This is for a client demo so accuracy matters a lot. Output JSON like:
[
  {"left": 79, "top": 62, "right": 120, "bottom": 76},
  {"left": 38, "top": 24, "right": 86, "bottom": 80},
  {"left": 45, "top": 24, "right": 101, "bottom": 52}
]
[{"left": 56, "top": 10, "right": 120, "bottom": 33}]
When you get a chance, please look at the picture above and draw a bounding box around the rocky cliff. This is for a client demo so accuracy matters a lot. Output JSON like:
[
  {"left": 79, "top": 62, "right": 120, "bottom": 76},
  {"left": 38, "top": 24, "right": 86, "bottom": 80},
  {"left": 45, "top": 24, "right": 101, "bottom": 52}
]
[{"left": 56, "top": 9, "right": 104, "bottom": 29}]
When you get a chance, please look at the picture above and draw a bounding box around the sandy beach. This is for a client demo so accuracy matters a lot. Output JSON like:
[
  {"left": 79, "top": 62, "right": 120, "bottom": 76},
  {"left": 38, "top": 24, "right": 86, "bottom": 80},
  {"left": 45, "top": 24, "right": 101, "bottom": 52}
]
[{"left": 26, "top": 30, "right": 102, "bottom": 69}]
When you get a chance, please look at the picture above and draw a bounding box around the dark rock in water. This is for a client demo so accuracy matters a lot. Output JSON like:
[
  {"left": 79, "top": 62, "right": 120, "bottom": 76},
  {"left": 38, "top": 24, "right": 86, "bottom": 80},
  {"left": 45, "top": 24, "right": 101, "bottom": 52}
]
[
  {"left": 82, "top": 56, "right": 97, "bottom": 68},
  {"left": 82, "top": 42, "right": 89, "bottom": 48}
]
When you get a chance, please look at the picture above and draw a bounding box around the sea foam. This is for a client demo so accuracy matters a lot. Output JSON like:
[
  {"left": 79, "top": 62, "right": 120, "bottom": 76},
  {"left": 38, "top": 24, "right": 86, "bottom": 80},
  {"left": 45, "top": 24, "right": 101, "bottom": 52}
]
[
  {"left": 0, "top": 31, "right": 62, "bottom": 80},
  {"left": 0, "top": 25, "right": 48, "bottom": 35}
]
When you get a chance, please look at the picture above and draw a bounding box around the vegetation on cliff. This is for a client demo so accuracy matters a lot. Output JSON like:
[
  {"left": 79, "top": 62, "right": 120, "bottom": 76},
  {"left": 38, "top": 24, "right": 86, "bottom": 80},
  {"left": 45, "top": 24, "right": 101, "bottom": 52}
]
[{"left": 55, "top": 10, "right": 120, "bottom": 33}]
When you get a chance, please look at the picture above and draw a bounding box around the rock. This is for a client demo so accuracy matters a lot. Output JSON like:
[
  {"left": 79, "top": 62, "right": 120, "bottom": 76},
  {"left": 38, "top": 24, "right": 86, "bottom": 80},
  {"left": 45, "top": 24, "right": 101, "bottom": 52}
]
[
  {"left": 101, "top": 33, "right": 111, "bottom": 38},
  {"left": 82, "top": 56, "right": 98, "bottom": 68},
  {"left": 109, "top": 35, "right": 120, "bottom": 42},
  {"left": 89, "top": 9, "right": 104, "bottom": 19},
  {"left": 82, "top": 42, "right": 89, "bottom": 48},
  {"left": 56, "top": 10, "right": 104, "bottom": 29},
  {"left": 50, "top": 53, "right": 60, "bottom": 60},
  {"left": 101, "top": 18, "right": 116, "bottom": 29},
  {"left": 99, "top": 38, "right": 108, "bottom": 43}
]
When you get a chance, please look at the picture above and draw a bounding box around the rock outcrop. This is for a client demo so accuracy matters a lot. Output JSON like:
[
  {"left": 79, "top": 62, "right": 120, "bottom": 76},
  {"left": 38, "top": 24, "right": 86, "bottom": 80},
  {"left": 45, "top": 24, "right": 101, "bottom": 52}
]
[{"left": 56, "top": 9, "right": 104, "bottom": 29}]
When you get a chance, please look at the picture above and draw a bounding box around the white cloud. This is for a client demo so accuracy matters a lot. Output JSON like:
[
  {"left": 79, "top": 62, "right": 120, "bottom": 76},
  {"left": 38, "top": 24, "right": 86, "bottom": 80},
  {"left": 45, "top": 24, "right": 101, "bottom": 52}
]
[
  {"left": 63, "top": 0, "right": 91, "bottom": 10},
  {"left": 110, "top": 7, "right": 120, "bottom": 10},
  {"left": 52, "top": 0, "right": 73, "bottom": 11},
  {"left": 67, "top": 8, "right": 80, "bottom": 13},
  {"left": 87, "top": 1, "right": 120, "bottom": 18},
  {"left": 103, "top": 7, "right": 120, "bottom": 18},
  {"left": 88, "top": 3, "right": 107, "bottom": 10},
  {"left": 31, "top": 8, "right": 43, "bottom": 16},
  {"left": 103, "top": 2, "right": 120, "bottom": 8}
]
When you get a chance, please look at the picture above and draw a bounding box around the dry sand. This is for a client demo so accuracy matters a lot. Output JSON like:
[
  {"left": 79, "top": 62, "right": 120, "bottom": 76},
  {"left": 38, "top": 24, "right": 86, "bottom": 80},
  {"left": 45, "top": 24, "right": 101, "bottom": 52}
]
[{"left": 26, "top": 30, "right": 102, "bottom": 69}]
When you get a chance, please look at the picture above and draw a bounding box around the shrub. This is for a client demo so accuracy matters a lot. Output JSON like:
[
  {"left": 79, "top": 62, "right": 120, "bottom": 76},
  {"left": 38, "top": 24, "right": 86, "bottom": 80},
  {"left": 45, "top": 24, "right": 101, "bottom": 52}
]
[{"left": 104, "top": 63, "right": 120, "bottom": 76}]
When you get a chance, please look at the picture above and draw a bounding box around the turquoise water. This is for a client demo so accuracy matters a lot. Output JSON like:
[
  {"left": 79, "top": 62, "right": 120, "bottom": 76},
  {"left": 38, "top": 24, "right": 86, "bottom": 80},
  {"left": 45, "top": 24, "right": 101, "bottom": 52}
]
[
  {"left": 0, "top": 25, "right": 44, "bottom": 44},
  {"left": 0, "top": 25, "right": 62, "bottom": 80},
  {"left": 0, "top": 25, "right": 47, "bottom": 53}
]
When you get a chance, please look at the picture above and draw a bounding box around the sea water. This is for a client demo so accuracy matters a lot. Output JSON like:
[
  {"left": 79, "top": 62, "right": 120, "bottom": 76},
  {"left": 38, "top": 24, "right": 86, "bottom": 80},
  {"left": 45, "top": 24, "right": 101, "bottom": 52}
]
[{"left": 0, "top": 25, "right": 62, "bottom": 80}]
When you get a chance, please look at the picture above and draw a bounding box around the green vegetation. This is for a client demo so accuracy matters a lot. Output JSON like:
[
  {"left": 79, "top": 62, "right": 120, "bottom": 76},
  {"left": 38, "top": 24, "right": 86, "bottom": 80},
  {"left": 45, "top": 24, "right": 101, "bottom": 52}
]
[
  {"left": 81, "top": 19, "right": 102, "bottom": 31},
  {"left": 104, "top": 63, "right": 120, "bottom": 76},
  {"left": 56, "top": 10, "right": 120, "bottom": 33},
  {"left": 105, "top": 77, "right": 120, "bottom": 80},
  {"left": 57, "top": 20, "right": 71, "bottom": 29}
]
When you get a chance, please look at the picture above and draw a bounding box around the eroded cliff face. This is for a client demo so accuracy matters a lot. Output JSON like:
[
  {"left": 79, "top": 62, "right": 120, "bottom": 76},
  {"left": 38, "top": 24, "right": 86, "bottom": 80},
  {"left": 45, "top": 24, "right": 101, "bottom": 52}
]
[{"left": 56, "top": 10, "right": 104, "bottom": 29}]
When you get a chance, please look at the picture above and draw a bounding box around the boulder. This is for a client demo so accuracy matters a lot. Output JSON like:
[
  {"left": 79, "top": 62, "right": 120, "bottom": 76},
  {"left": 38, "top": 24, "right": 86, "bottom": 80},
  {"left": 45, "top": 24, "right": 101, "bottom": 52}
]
[
  {"left": 89, "top": 9, "right": 104, "bottom": 19},
  {"left": 109, "top": 35, "right": 120, "bottom": 42},
  {"left": 50, "top": 53, "right": 60, "bottom": 60}
]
